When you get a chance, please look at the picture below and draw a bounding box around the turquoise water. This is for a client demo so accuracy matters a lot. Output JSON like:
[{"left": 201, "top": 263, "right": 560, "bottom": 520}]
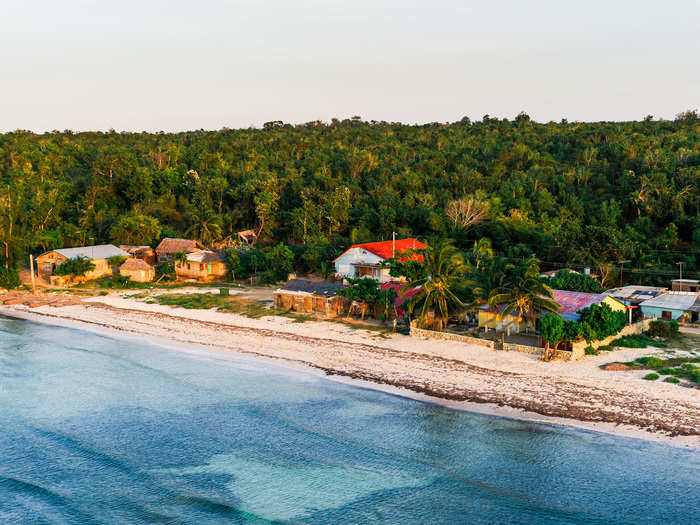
[{"left": 0, "top": 316, "right": 698, "bottom": 524}]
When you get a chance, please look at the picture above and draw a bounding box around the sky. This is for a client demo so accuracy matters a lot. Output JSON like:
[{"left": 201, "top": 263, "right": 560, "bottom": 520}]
[{"left": 1, "top": 0, "right": 698, "bottom": 132}]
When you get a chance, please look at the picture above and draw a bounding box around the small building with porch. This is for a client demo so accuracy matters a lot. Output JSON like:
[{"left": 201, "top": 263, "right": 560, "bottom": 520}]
[
  {"left": 273, "top": 279, "right": 345, "bottom": 316},
  {"left": 333, "top": 238, "right": 426, "bottom": 283},
  {"left": 174, "top": 250, "right": 228, "bottom": 281}
]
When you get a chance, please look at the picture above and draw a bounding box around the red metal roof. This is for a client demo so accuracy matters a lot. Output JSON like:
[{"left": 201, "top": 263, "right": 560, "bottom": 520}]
[
  {"left": 334, "top": 238, "right": 426, "bottom": 262},
  {"left": 551, "top": 290, "right": 607, "bottom": 316}
]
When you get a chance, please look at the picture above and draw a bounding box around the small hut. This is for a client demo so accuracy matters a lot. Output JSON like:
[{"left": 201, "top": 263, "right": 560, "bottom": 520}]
[
  {"left": 119, "top": 258, "right": 155, "bottom": 282},
  {"left": 273, "top": 279, "right": 345, "bottom": 317},
  {"left": 155, "top": 238, "right": 205, "bottom": 263}
]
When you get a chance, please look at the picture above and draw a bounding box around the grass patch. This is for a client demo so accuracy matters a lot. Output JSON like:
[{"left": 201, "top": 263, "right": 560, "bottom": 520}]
[
  {"left": 152, "top": 292, "right": 314, "bottom": 322},
  {"left": 597, "top": 345, "right": 613, "bottom": 351},
  {"left": 643, "top": 373, "right": 659, "bottom": 381},
  {"left": 635, "top": 356, "right": 665, "bottom": 368},
  {"left": 657, "top": 367, "right": 676, "bottom": 375},
  {"left": 611, "top": 334, "right": 666, "bottom": 348},
  {"left": 663, "top": 376, "right": 680, "bottom": 384}
]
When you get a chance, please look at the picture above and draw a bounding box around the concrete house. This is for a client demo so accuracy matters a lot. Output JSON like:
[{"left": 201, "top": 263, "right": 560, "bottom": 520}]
[
  {"left": 639, "top": 291, "right": 700, "bottom": 322},
  {"left": 155, "top": 238, "right": 205, "bottom": 263},
  {"left": 333, "top": 238, "right": 426, "bottom": 283},
  {"left": 174, "top": 250, "right": 228, "bottom": 281},
  {"left": 36, "top": 244, "right": 129, "bottom": 280}
]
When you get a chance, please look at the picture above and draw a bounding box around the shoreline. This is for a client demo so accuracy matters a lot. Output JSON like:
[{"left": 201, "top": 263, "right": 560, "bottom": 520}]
[{"left": 2, "top": 303, "right": 698, "bottom": 450}]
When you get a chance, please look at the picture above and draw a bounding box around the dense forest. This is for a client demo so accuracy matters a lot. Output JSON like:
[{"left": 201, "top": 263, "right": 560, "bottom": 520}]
[{"left": 1, "top": 111, "right": 698, "bottom": 286}]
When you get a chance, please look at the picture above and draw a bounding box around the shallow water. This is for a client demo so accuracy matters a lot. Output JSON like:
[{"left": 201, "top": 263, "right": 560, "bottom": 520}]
[{"left": 0, "top": 316, "right": 698, "bottom": 524}]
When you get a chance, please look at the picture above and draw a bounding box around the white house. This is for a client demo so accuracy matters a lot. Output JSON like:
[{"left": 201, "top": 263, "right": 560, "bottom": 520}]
[{"left": 333, "top": 238, "right": 426, "bottom": 283}]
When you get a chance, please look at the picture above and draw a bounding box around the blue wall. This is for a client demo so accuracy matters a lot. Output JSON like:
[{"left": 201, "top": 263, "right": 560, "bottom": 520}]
[{"left": 640, "top": 305, "right": 685, "bottom": 320}]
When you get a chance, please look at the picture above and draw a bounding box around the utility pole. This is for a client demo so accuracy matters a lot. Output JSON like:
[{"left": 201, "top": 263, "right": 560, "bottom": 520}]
[
  {"left": 29, "top": 254, "right": 37, "bottom": 296},
  {"left": 392, "top": 231, "right": 396, "bottom": 258},
  {"left": 617, "top": 260, "right": 630, "bottom": 288},
  {"left": 676, "top": 261, "right": 684, "bottom": 282}
]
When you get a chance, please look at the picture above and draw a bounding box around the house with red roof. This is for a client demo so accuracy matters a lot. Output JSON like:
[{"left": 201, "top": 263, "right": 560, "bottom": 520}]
[
  {"left": 333, "top": 238, "right": 426, "bottom": 283},
  {"left": 478, "top": 289, "right": 627, "bottom": 332}
]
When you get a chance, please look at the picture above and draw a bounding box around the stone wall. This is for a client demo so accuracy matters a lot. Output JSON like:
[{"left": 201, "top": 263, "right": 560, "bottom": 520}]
[
  {"left": 501, "top": 342, "right": 541, "bottom": 355},
  {"left": 410, "top": 321, "right": 588, "bottom": 361},
  {"left": 409, "top": 321, "right": 496, "bottom": 349},
  {"left": 571, "top": 319, "right": 651, "bottom": 354}
]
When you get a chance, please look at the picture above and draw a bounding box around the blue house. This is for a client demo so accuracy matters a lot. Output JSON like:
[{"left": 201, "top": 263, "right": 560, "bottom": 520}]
[{"left": 639, "top": 291, "right": 700, "bottom": 322}]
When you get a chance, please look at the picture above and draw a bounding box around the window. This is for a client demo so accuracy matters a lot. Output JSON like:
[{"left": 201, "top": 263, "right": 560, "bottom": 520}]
[
  {"left": 662, "top": 310, "right": 672, "bottom": 321},
  {"left": 356, "top": 266, "right": 378, "bottom": 278},
  {"left": 207, "top": 263, "right": 212, "bottom": 273},
  {"left": 200, "top": 264, "right": 204, "bottom": 271}
]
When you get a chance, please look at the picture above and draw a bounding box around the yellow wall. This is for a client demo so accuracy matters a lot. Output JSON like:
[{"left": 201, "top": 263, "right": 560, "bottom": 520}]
[
  {"left": 602, "top": 296, "right": 627, "bottom": 313},
  {"left": 478, "top": 310, "right": 526, "bottom": 331}
]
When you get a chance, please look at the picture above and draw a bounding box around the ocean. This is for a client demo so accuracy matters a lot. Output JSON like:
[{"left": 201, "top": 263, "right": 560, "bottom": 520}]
[{"left": 0, "top": 315, "right": 698, "bottom": 524}]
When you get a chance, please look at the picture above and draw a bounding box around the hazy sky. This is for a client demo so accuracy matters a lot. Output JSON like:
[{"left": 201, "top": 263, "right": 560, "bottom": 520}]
[{"left": 1, "top": 0, "right": 698, "bottom": 131}]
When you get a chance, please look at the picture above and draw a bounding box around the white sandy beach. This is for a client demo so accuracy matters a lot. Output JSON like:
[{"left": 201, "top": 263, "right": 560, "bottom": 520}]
[{"left": 1, "top": 290, "right": 698, "bottom": 448}]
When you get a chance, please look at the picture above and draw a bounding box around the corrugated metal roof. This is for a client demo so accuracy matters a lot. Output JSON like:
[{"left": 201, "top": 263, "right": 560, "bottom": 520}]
[
  {"left": 52, "top": 245, "right": 129, "bottom": 260},
  {"left": 604, "top": 285, "right": 667, "bottom": 304},
  {"left": 689, "top": 296, "right": 700, "bottom": 313},
  {"left": 186, "top": 250, "right": 225, "bottom": 263},
  {"left": 639, "top": 291, "right": 700, "bottom": 311},
  {"left": 551, "top": 290, "right": 607, "bottom": 317},
  {"left": 278, "top": 279, "right": 343, "bottom": 296}
]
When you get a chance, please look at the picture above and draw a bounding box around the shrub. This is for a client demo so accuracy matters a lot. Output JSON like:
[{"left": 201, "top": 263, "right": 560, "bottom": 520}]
[
  {"left": 657, "top": 368, "right": 675, "bottom": 375},
  {"left": 647, "top": 320, "right": 679, "bottom": 338},
  {"left": 663, "top": 376, "right": 680, "bottom": 384},
  {"left": 0, "top": 267, "right": 21, "bottom": 289},
  {"left": 54, "top": 256, "right": 95, "bottom": 277},
  {"left": 584, "top": 345, "right": 598, "bottom": 355},
  {"left": 155, "top": 262, "right": 175, "bottom": 281},
  {"left": 643, "top": 373, "right": 659, "bottom": 380},
  {"left": 578, "top": 303, "right": 626, "bottom": 342},
  {"left": 597, "top": 345, "right": 613, "bottom": 351},
  {"left": 268, "top": 243, "right": 294, "bottom": 282}
]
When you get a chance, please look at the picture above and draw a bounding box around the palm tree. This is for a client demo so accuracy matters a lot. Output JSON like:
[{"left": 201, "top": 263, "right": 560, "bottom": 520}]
[
  {"left": 408, "top": 239, "right": 468, "bottom": 331},
  {"left": 185, "top": 214, "right": 223, "bottom": 246},
  {"left": 172, "top": 251, "right": 188, "bottom": 267},
  {"left": 488, "top": 257, "right": 561, "bottom": 334}
]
